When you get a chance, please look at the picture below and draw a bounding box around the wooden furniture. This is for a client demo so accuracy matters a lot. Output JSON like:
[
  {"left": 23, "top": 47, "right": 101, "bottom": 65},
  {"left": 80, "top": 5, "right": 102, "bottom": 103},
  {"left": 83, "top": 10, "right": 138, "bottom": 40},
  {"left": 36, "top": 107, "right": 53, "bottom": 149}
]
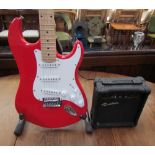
[
  {"left": 111, "top": 23, "right": 139, "bottom": 30},
  {"left": 55, "top": 18, "right": 65, "bottom": 31},
  {"left": 0, "top": 71, "right": 155, "bottom": 145},
  {"left": 87, "top": 36, "right": 106, "bottom": 48},
  {"left": 112, "top": 9, "right": 143, "bottom": 25},
  {"left": 54, "top": 9, "right": 76, "bottom": 24},
  {"left": 80, "top": 10, "right": 108, "bottom": 49},
  {"left": 80, "top": 9, "right": 108, "bottom": 21},
  {"left": 110, "top": 23, "right": 140, "bottom": 49},
  {"left": 110, "top": 9, "right": 143, "bottom": 49},
  {"left": 81, "top": 50, "right": 155, "bottom": 83},
  {"left": 147, "top": 16, "right": 155, "bottom": 48},
  {"left": 54, "top": 10, "right": 73, "bottom": 51},
  {"left": 1, "top": 48, "right": 155, "bottom": 83},
  {"left": 87, "top": 16, "right": 106, "bottom": 48}
]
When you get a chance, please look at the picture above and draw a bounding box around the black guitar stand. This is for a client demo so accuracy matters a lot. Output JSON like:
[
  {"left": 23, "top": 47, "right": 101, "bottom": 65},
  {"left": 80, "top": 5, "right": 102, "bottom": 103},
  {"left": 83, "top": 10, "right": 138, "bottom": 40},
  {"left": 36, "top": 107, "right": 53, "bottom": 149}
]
[
  {"left": 14, "top": 113, "right": 26, "bottom": 136},
  {"left": 14, "top": 111, "right": 93, "bottom": 137},
  {"left": 80, "top": 111, "right": 93, "bottom": 134}
]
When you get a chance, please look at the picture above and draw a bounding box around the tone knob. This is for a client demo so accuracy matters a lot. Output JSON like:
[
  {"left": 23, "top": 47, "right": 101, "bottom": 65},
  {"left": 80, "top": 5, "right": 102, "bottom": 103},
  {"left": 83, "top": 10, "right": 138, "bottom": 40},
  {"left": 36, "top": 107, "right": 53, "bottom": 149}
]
[
  {"left": 78, "top": 99, "right": 83, "bottom": 106},
  {"left": 71, "top": 94, "right": 76, "bottom": 101},
  {"left": 61, "top": 90, "right": 67, "bottom": 97}
]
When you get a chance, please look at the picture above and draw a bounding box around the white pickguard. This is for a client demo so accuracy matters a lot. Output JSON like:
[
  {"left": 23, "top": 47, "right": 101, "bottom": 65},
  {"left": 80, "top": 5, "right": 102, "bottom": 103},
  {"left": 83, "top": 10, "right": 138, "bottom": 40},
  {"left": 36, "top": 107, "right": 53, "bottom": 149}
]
[{"left": 33, "top": 44, "right": 84, "bottom": 107}]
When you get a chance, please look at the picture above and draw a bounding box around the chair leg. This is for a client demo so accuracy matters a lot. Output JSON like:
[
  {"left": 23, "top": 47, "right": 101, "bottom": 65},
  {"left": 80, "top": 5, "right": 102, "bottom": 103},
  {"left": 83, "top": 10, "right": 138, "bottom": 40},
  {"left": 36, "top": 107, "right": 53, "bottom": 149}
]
[
  {"left": 153, "top": 39, "right": 155, "bottom": 49},
  {"left": 150, "top": 38, "right": 155, "bottom": 48}
]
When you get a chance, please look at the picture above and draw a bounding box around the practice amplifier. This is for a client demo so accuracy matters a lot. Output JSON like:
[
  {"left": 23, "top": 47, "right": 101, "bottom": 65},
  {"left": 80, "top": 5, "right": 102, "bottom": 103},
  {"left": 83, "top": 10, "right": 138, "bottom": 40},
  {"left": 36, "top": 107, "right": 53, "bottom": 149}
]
[{"left": 91, "top": 77, "right": 151, "bottom": 128}]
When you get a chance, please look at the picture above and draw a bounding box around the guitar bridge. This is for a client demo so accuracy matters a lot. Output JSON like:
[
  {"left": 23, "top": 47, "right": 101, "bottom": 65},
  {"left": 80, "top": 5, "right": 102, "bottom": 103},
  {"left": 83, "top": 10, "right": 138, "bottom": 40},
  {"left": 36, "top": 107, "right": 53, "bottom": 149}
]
[{"left": 43, "top": 97, "right": 61, "bottom": 108}]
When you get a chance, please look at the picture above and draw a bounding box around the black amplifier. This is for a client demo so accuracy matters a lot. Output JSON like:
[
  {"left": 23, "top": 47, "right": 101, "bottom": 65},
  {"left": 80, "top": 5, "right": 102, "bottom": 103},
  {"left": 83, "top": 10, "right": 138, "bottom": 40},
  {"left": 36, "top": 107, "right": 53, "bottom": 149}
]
[{"left": 91, "top": 77, "right": 151, "bottom": 128}]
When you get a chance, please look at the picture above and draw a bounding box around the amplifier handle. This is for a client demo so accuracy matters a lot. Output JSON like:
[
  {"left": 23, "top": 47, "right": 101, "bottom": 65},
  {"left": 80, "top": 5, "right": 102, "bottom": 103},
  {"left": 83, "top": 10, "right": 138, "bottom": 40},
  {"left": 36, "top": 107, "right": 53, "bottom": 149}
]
[{"left": 102, "top": 79, "right": 142, "bottom": 85}]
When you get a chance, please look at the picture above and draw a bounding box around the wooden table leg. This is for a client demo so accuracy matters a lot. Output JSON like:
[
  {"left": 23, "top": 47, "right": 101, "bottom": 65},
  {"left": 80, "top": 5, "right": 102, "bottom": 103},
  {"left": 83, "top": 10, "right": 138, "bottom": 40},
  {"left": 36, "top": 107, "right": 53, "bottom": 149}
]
[
  {"left": 110, "top": 29, "right": 114, "bottom": 49},
  {"left": 118, "top": 30, "right": 122, "bottom": 49}
]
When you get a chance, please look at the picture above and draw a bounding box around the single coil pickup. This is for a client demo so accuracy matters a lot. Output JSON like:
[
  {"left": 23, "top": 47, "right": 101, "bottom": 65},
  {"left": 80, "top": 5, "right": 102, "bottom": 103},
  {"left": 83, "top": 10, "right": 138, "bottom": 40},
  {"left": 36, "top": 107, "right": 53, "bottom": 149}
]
[
  {"left": 39, "top": 63, "right": 60, "bottom": 68},
  {"left": 41, "top": 89, "right": 61, "bottom": 95},
  {"left": 39, "top": 76, "right": 61, "bottom": 81}
]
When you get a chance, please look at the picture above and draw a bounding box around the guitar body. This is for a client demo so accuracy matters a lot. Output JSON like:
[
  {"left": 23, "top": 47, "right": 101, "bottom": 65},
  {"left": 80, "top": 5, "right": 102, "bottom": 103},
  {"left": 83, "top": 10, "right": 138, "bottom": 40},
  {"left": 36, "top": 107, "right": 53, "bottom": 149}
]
[{"left": 8, "top": 17, "right": 87, "bottom": 128}]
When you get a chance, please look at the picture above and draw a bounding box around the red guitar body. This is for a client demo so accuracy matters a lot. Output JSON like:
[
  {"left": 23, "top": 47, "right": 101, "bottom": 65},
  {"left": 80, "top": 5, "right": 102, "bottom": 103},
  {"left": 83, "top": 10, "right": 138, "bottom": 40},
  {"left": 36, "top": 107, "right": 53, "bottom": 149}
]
[{"left": 8, "top": 17, "right": 88, "bottom": 128}]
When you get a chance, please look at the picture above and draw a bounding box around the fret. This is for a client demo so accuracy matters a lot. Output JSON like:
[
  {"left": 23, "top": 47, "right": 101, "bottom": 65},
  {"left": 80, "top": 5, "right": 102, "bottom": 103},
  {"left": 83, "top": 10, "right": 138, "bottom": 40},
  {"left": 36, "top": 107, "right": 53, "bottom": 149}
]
[
  {"left": 39, "top": 21, "right": 55, "bottom": 25},
  {"left": 41, "top": 43, "right": 56, "bottom": 47},
  {"left": 41, "top": 58, "right": 56, "bottom": 63},
  {"left": 41, "top": 42, "right": 56, "bottom": 45},
  {"left": 41, "top": 48, "right": 56, "bottom": 52},
  {"left": 42, "top": 57, "right": 55, "bottom": 62},
  {"left": 40, "top": 28, "right": 55, "bottom": 31},
  {"left": 42, "top": 54, "right": 56, "bottom": 58},
  {"left": 40, "top": 31, "right": 56, "bottom": 36},
  {"left": 40, "top": 44, "right": 56, "bottom": 48},
  {"left": 41, "top": 22, "right": 56, "bottom": 27},
  {"left": 42, "top": 58, "right": 56, "bottom": 60},
  {"left": 41, "top": 41, "right": 56, "bottom": 44},
  {"left": 40, "top": 29, "right": 55, "bottom": 31},
  {"left": 41, "top": 47, "right": 56, "bottom": 50},
  {"left": 40, "top": 23, "right": 55, "bottom": 26},
  {"left": 41, "top": 38, "right": 56, "bottom": 42},
  {"left": 40, "top": 35, "right": 56, "bottom": 40},
  {"left": 39, "top": 9, "right": 56, "bottom": 63},
  {"left": 42, "top": 55, "right": 56, "bottom": 58},
  {"left": 41, "top": 54, "right": 56, "bottom": 58},
  {"left": 42, "top": 51, "right": 56, "bottom": 54}
]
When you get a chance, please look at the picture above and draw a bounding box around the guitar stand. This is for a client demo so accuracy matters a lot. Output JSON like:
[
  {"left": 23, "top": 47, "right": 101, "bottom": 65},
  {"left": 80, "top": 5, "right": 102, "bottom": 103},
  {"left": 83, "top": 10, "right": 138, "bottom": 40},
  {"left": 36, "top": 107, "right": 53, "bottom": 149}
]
[
  {"left": 14, "top": 113, "right": 26, "bottom": 137},
  {"left": 80, "top": 112, "right": 93, "bottom": 134},
  {"left": 14, "top": 112, "right": 93, "bottom": 136}
]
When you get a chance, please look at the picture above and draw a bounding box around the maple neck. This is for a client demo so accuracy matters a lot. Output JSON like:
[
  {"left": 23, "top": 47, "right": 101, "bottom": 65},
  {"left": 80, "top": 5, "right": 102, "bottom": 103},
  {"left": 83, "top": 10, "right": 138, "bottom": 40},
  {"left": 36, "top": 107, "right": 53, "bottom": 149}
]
[{"left": 39, "top": 9, "right": 56, "bottom": 63}]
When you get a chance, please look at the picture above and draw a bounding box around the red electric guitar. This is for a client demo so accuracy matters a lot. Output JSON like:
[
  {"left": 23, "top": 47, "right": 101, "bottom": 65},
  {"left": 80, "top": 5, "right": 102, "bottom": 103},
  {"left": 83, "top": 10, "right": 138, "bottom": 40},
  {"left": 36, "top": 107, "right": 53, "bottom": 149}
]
[{"left": 8, "top": 10, "right": 92, "bottom": 136}]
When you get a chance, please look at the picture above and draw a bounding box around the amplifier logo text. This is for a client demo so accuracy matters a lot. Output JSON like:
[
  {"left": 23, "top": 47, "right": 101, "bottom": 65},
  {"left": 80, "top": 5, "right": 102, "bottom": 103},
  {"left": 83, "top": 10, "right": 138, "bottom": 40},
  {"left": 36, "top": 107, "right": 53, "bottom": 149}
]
[{"left": 101, "top": 102, "right": 119, "bottom": 107}]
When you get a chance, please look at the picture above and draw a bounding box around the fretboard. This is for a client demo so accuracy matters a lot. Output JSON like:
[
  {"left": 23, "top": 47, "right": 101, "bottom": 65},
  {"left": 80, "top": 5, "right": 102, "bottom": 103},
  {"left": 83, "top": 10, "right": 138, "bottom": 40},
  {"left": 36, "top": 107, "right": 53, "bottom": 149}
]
[{"left": 39, "top": 9, "right": 56, "bottom": 63}]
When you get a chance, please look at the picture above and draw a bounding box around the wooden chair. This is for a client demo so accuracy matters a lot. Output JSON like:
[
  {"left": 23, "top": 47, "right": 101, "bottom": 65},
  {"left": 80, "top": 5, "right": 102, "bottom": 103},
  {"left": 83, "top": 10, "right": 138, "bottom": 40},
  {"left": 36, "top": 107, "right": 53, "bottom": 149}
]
[
  {"left": 54, "top": 9, "right": 77, "bottom": 26},
  {"left": 110, "top": 9, "right": 143, "bottom": 49},
  {"left": 112, "top": 9, "right": 143, "bottom": 25},
  {"left": 80, "top": 9, "right": 108, "bottom": 21},
  {"left": 80, "top": 9, "right": 108, "bottom": 48},
  {"left": 55, "top": 12, "right": 72, "bottom": 32},
  {"left": 54, "top": 10, "right": 75, "bottom": 51}
]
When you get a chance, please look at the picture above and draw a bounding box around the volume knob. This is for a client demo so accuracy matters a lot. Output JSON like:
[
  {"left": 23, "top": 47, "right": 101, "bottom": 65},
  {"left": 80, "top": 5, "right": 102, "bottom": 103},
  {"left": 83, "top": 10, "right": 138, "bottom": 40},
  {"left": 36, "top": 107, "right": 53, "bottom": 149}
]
[{"left": 74, "top": 88, "right": 78, "bottom": 93}]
